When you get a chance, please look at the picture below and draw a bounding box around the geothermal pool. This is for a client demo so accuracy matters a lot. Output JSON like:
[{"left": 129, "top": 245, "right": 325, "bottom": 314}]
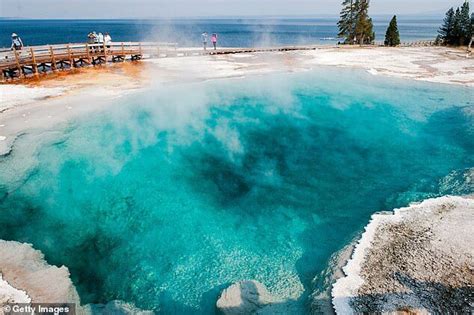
[{"left": 0, "top": 69, "right": 473, "bottom": 313}]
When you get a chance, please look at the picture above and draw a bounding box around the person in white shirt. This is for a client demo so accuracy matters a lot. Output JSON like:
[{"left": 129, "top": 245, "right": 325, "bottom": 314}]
[
  {"left": 104, "top": 32, "right": 112, "bottom": 43},
  {"left": 92, "top": 31, "right": 98, "bottom": 43},
  {"left": 201, "top": 32, "right": 208, "bottom": 51},
  {"left": 11, "top": 33, "right": 24, "bottom": 50}
]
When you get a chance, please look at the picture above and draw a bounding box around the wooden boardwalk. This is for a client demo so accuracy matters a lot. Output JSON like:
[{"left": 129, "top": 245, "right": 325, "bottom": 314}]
[
  {"left": 0, "top": 42, "right": 177, "bottom": 81},
  {"left": 0, "top": 40, "right": 436, "bottom": 82},
  {"left": 0, "top": 42, "right": 323, "bottom": 82}
]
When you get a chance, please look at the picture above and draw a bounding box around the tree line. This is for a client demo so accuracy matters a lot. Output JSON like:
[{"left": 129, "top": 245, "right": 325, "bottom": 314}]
[
  {"left": 338, "top": 0, "right": 473, "bottom": 48},
  {"left": 337, "top": 0, "right": 399, "bottom": 46},
  {"left": 437, "top": 1, "right": 473, "bottom": 47},
  {"left": 338, "top": 0, "right": 375, "bottom": 45}
]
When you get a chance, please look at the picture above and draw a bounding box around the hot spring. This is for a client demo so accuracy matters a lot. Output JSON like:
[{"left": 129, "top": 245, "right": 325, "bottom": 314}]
[{"left": 0, "top": 68, "right": 473, "bottom": 313}]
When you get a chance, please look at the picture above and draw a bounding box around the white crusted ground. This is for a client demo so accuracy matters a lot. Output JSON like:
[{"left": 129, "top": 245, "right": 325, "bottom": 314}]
[
  {"left": 0, "top": 275, "right": 30, "bottom": 306},
  {"left": 332, "top": 196, "right": 474, "bottom": 314},
  {"left": 0, "top": 240, "right": 81, "bottom": 306}
]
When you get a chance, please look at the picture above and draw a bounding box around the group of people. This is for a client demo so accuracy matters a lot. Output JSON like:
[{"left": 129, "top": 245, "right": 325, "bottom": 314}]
[
  {"left": 87, "top": 32, "right": 112, "bottom": 44},
  {"left": 10, "top": 31, "right": 111, "bottom": 50},
  {"left": 201, "top": 32, "right": 218, "bottom": 50},
  {"left": 10, "top": 30, "right": 219, "bottom": 52}
]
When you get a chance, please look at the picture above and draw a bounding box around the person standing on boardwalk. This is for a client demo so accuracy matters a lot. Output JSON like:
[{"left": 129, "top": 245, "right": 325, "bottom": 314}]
[
  {"left": 87, "top": 33, "right": 95, "bottom": 44},
  {"left": 211, "top": 33, "right": 218, "bottom": 50},
  {"left": 104, "top": 32, "right": 112, "bottom": 44},
  {"left": 92, "top": 31, "right": 98, "bottom": 43},
  {"left": 97, "top": 32, "right": 104, "bottom": 43},
  {"left": 11, "top": 33, "right": 24, "bottom": 50},
  {"left": 201, "top": 32, "right": 208, "bottom": 51},
  {"left": 104, "top": 32, "right": 112, "bottom": 49}
]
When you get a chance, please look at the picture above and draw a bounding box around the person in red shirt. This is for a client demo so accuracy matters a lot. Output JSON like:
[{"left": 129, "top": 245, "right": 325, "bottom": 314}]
[{"left": 211, "top": 33, "right": 218, "bottom": 50}]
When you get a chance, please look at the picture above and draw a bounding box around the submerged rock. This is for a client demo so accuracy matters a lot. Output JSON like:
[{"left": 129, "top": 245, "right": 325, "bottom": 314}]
[
  {"left": 216, "top": 280, "right": 276, "bottom": 314},
  {"left": 84, "top": 300, "right": 154, "bottom": 315},
  {"left": 216, "top": 280, "right": 301, "bottom": 315}
]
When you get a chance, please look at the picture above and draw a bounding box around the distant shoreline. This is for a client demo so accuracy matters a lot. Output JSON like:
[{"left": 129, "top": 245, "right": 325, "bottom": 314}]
[
  {"left": 0, "top": 14, "right": 446, "bottom": 20},
  {"left": 0, "top": 18, "right": 442, "bottom": 48}
]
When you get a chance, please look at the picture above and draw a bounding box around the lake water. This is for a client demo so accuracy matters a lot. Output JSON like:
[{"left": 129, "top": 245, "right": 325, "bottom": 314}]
[
  {"left": 0, "top": 18, "right": 442, "bottom": 48},
  {"left": 0, "top": 68, "right": 472, "bottom": 313}
]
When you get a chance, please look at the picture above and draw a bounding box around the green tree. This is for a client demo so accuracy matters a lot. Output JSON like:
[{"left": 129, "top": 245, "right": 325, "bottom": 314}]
[
  {"left": 460, "top": 1, "right": 472, "bottom": 45},
  {"left": 338, "top": 0, "right": 374, "bottom": 44},
  {"left": 367, "top": 17, "right": 375, "bottom": 43},
  {"left": 452, "top": 8, "right": 463, "bottom": 45},
  {"left": 439, "top": 2, "right": 472, "bottom": 46},
  {"left": 338, "top": 0, "right": 357, "bottom": 44},
  {"left": 384, "top": 15, "right": 401, "bottom": 46},
  {"left": 354, "top": 0, "right": 374, "bottom": 45},
  {"left": 438, "top": 8, "right": 455, "bottom": 45},
  {"left": 469, "top": 13, "right": 474, "bottom": 50}
]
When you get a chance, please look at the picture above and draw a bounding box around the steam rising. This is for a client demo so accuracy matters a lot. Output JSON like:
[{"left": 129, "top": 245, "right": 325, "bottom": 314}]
[{"left": 0, "top": 68, "right": 472, "bottom": 313}]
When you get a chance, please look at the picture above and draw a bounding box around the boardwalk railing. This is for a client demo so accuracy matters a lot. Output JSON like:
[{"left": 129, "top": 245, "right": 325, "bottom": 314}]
[
  {"left": 0, "top": 42, "right": 177, "bottom": 81},
  {"left": 401, "top": 40, "right": 436, "bottom": 47},
  {"left": 373, "top": 40, "right": 436, "bottom": 47}
]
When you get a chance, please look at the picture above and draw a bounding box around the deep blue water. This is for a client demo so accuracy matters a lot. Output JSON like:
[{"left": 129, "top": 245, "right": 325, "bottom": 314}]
[
  {"left": 0, "top": 18, "right": 442, "bottom": 48},
  {"left": 0, "top": 69, "right": 472, "bottom": 313}
]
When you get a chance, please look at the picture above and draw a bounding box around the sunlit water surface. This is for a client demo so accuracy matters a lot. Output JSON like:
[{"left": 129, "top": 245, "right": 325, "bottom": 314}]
[{"left": 0, "top": 69, "right": 473, "bottom": 313}]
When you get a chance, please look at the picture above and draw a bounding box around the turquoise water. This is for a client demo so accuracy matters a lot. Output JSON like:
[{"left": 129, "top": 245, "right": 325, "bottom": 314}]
[{"left": 0, "top": 69, "right": 473, "bottom": 313}]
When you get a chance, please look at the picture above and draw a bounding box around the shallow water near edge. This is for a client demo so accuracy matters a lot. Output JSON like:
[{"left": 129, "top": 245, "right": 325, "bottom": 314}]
[{"left": 0, "top": 69, "right": 473, "bottom": 313}]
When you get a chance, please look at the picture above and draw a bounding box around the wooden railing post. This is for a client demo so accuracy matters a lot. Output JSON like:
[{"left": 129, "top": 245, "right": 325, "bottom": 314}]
[
  {"left": 13, "top": 48, "right": 24, "bottom": 78},
  {"left": 85, "top": 43, "right": 91, "bottom": 64},
  {"left": 67, "top": 44, "right": 74, "bottom": 68},
  {"left": 30, "top": 47, "right": 38, "bottom": 77},
  {"left": 49, "top": 46, "right": 57, "bottom": 71},
  {"left": 103, "top": 42, "right": 107, "bottom": 63}
]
